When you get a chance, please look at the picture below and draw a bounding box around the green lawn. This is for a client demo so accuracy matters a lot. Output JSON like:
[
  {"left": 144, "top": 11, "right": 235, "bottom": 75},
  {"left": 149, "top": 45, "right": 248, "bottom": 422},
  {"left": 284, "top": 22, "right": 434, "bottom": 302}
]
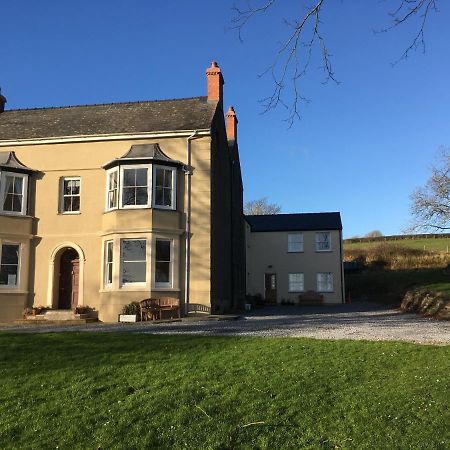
[
  {"left": 344, "top": 237, "right": 450, "bottom": 253},
  {"left": 0, "top": 334, "right": 449, "bottom": 449}
]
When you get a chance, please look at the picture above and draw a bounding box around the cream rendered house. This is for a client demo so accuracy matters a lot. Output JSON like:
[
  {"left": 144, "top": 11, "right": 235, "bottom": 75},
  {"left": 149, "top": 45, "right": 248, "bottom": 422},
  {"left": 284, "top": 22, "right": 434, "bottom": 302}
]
[
  {"left": 246, "top": 213, "right": 344, "bottom": 304},
  {"left": 0, "top": 62, "right": 246, "bottom": 322}
]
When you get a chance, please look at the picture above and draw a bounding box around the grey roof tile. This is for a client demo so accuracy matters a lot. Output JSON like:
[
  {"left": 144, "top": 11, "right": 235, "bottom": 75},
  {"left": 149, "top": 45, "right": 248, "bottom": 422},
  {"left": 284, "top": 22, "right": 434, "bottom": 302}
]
[
  {"left": 0, "top": 97, "right": 217, "bottom": 140},
  {"left": 245, "top": 212, "right": 342, "bottom": 232}
]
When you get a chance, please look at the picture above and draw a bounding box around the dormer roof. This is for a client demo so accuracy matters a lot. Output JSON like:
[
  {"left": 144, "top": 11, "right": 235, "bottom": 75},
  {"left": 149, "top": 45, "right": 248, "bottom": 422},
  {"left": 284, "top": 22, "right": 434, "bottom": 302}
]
[{"left": 0, "top": 151, "right": 36, "bottom": 173}]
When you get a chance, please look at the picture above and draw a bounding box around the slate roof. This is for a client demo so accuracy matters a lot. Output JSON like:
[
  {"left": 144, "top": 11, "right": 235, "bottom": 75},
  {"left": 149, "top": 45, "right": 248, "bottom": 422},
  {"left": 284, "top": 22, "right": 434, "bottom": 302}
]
[
  {"left": 103, "top": 143, "right": 183, "bottom": 169},
  {"left": 245, "top": 212, "right": 342, "bottom": 232},
  {"left": 0, "top": 97, "right": 217, "bottom": 140},
  {"left": 0, "top": 151, "right": 36, "bottom": 172}
]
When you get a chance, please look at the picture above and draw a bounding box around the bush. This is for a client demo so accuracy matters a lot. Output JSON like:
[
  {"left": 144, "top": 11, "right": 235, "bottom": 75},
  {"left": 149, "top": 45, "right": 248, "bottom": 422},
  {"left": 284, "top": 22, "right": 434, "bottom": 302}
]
[{"left": 122, "top": 302, "right": 141, "bottom": 315}]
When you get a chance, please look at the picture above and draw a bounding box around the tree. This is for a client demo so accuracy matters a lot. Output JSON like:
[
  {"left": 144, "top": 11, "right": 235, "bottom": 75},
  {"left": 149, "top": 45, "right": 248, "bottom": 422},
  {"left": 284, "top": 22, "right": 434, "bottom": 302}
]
[
  {"left": 231, "top": 0, "right": 439, "bottom": 125},
  {"left": 244, "top": 197, "right": 281, "bottom": 215},
  {"left": 410, "top": 149, "right": 450, "bottom": 231},
  {"left": 365, "top": 230, "right": 383, "bottom": 238}
]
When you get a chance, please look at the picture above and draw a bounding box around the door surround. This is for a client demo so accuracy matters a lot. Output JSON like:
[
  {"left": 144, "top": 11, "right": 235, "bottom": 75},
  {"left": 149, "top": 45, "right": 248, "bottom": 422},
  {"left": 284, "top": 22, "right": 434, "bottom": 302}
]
[{"left": 47, "top": 242, "right": 85, "bottom": 308}]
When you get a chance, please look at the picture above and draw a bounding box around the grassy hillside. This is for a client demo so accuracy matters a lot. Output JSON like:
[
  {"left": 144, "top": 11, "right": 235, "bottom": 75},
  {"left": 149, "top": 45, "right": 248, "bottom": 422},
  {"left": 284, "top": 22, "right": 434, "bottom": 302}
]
[{"left": 345, "top": 237, "right": 450, "bottom": 253}]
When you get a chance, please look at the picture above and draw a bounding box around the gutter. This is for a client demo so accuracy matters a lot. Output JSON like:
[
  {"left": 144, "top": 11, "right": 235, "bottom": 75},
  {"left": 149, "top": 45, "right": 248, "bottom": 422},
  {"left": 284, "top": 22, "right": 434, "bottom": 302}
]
[
  {"left": 339, "top": 229, "right": 345, "bottom": 304},
  {"left": 183, "top": 131, "right": 199, "bottom": 315},
  {"left": 0, "top": 129, "right": 211, "bottom": 147}
]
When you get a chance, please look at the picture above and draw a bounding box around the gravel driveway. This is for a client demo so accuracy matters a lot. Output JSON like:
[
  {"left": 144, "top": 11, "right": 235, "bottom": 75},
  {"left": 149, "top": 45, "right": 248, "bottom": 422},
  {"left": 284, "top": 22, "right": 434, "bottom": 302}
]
[{"left": 1, "top": 302, "right": 449, "bottom": 344}]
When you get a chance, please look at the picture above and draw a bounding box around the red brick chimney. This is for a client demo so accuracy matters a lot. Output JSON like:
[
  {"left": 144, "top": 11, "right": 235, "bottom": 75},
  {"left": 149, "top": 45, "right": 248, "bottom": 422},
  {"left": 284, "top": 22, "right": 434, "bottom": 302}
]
[
  {"left": 0, "top": 89, "right": 6, "bottom": 113},
  {"left": 206, "top": 61, "right": 224, "bottom": 104},
  {"left": 226, "top": 106, "right": 238, "bottom": 142}
]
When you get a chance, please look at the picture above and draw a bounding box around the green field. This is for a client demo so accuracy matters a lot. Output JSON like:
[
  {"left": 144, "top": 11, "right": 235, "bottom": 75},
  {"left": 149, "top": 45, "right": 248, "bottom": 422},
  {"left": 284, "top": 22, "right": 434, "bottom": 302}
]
[
  {"left": 0, "top": 333, "right": 449, "bottom": 449},
  {"left": 344, "top": 237, "right": 450, "bottom": 253}
]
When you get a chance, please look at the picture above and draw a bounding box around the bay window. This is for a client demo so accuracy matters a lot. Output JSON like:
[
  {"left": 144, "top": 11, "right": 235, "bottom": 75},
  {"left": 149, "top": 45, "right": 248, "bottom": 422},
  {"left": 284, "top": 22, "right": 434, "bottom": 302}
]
[
  {"left": 0, "top": 172, "right": 28, "bottom": 215},
  {"left": 0, "top": 243, "right": 20, "bottom": 287},
  {"left": 106, "top": 168, "right": 119, "bottom": 210},
  {"left": 121, "top": 239, "right": 146, "bottom": 284}
]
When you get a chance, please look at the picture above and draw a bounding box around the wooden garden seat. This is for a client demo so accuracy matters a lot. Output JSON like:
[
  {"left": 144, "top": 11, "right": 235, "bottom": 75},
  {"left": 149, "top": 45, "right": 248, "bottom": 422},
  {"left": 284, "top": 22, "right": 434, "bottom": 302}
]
[{"left": 140, "top": 298, "right": 160, "bottom": 321}]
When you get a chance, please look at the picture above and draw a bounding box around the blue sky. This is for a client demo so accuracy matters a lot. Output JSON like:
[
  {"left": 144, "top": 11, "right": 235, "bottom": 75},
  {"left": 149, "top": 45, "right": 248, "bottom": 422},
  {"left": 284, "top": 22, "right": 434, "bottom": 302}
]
[{"left": 2, "top": 1, "right": 449, "bottom": 238}]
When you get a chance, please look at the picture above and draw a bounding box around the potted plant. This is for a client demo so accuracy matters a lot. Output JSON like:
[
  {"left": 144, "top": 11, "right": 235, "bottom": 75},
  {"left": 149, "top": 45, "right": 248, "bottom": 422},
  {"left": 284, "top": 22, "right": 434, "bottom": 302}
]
[
  {"left": 119, "top": 302, "right": 140, "bottom": 322},
  {"left": 32, "top": 306, "right": 45, "bottom": 316},
  {"left": 74, "top": 305, "right": 90, "bottom": 315}
]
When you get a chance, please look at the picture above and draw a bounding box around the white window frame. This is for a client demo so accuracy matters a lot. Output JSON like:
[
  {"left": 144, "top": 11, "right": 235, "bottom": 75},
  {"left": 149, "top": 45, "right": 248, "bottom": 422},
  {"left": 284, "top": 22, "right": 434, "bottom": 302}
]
[
  {"left": 317, "top": 272, "right": 334, "bottom": 292},
  {"left": 120, "top": 239, "right": 147, "bottom": 286},
  {"left": 315, "top": 231, "right": 331, "bottom": 252},
  {"left": 0, "top": 171, "right": 28, "bottom": 216},
  {"left": 104, "top": 240, "right": 114, "bottom": 286},
  {"left": 152, "top": 165, "right": 177, "bottom": 210},
  {"left": 288, "top": 273, "right": 304, "bottom": 292},
  {"left": 288, "top": 233, "right": 304, "bottom": 253},
  {"left": 60, "top": 177, "right": 81, "bottom": 214},
  {"left": 0, "top": 242, "right": 21, "bottom": 288},
  {"left": 105, "top": 167, "right": 119, "bottom": 211},
  {"left": 119, "top": 165, "right": 152, "bottom": 209},
  {"left": 154, "top": 238, "right": 173, "bottom": 288}
]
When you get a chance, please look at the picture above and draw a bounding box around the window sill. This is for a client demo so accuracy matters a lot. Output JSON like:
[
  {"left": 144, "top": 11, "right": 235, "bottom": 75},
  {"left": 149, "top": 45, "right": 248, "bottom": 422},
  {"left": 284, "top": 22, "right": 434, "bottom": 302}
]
[
  {"left": 0, "top": 288, "right": 28, "bottom": 294},
  {"left": 59, "top": 212, "right": 81, "bottom": 215},
  {"left": 152, "top": 287, "right": 180, "bottom": 291},
  {"left": 0, "top": 212, "right": 29, "bottom": 218},
  {"left": 287, "top": 251, "right": 304, "bottom": 254},
  {"left": 317, "top": 290, "right": 334, "bottom": 293},
  {"left": 315, "top": 249, "right": 332, "bottom": 253}
]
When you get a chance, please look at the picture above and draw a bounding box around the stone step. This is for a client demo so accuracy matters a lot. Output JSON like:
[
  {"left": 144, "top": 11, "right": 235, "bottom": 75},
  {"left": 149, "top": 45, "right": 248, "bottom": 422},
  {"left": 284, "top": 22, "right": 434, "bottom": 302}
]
[
  {"left": 16, "top": 318, "right": 98, "bottom": 325},
  {"left": 26, "top": 310, "right": 94, "bottom": 321}
]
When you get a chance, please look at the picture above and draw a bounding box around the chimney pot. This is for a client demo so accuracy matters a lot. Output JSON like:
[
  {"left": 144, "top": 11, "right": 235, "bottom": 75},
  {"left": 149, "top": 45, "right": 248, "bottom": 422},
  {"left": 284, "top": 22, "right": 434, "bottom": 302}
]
[
  {"left": 226, "top": 105, "right": 238, "bottom": 142},
  {"left": 206, "top": 61, "right": 224, "bottom": 104}
]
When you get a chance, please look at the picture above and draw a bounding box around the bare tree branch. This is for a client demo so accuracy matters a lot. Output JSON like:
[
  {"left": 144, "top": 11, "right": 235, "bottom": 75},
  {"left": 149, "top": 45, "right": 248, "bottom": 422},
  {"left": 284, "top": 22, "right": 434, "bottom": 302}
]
[{"left": 231, "top": 0, "right": 440, "bottom": 125}]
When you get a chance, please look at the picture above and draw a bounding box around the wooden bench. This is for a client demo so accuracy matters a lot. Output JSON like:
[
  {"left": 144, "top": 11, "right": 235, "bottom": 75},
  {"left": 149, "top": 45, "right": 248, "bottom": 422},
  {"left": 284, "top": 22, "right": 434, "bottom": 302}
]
[
  {"left": 298, "top": 290, "right": 324, "bottom": 305},
  {"left": 140, "top": 297, "right": 181, "bottom": 321}
]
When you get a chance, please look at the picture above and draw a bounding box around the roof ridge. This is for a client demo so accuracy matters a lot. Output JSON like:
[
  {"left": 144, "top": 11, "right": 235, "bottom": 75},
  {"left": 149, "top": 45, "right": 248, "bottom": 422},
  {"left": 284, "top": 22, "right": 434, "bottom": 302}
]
[
  {"left": 245, "top": 212, "right": 340, "bottom": 217},
  {"left": 4, "top": 96, "right": 209, "bottom": 112}
]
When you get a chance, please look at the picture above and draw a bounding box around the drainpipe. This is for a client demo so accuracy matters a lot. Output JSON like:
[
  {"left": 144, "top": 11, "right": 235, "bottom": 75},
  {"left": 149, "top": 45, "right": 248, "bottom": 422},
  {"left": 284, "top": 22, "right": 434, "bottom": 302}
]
[{"left": 184, "top": 131, "right": 198, "bottom": 315}]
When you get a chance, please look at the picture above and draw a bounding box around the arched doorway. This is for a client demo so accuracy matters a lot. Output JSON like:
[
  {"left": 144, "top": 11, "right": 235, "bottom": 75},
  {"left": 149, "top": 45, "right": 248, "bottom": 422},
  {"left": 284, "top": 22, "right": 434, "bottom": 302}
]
[{"left": 58, "top": 248, "right": 80, "bottom": 309}]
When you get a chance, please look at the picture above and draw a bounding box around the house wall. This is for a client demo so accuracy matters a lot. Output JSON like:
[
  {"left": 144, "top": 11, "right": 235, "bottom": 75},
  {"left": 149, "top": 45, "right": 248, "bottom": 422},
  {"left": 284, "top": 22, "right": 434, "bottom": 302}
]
[
  {"left": 246, "top": 229, "right": 344, "bottom": 304},
  {"left": 1, "top": 135, "right": 213, "bottom": 322}
]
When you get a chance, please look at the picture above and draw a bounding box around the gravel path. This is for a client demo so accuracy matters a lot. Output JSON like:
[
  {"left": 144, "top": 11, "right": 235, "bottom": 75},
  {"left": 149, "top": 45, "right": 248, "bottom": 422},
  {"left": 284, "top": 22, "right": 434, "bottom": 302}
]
[{"left": 1, "top": 302, "right": 449, "bottom": 344}]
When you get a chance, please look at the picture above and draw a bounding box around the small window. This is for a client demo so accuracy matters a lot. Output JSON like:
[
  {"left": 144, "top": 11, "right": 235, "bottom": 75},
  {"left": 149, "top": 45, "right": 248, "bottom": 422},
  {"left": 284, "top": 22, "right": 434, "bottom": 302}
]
[
  {"left": 121, "top": 239, "right": 146, "bottom": 284},
  {"left": 0, "top": 172, "right": 27, "bottom": 215},
  {"left": 121, "top": 167, "right": 149, "bottom": 207},
  {"left": 317, "top": 272, "right": 333, "bottom": 292},
  {"left": 288, "top": 234, "right": 303, "bottom": 252},
  {"left": 288, "top": 273, "right": 304, "bottom": 292},
  {"left": 104, "top": 241, "right": 113, "bottom": 285},
  {"left": 106, "top": 169, "right": 119, "bottom": 210},
  {"left": 0, "top": 243, "right": 20, "bottom": 287},
  {"left": 316, "top": 232, "right": 331, "bottom": 251},
  {"left": 61, "top": 177, "right": 81, "bottom": 213},
  {"left": 153, "top": 166, "right": 176, "bottom": 209},
  {"left": 155, "top": 239, "right": 172, "bottom": 287}
]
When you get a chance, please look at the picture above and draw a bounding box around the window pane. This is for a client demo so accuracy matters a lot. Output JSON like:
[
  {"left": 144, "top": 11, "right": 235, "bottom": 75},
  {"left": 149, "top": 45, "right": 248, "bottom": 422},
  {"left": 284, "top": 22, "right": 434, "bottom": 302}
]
[
  {"left": 135, "top": 187, "right": 148, "bottom": 205},
  {"left": 0, "top": 264, "right": 18, "bottom": 285},
  {"left": 135, "top": 168, "right": 147, "bottom": 186},
  {"left": 109, "top": 190, "right": 117, "bottom": 209},
  {"left": 156, "top": 240, "right": 171, "bottom": 262},
  {"left": 122, "top": 262, "right": 146, "bottom": 283},
  {"left": 72, "top": 180, "right": 80, "bottom": 195},
  {"left": 109, "top": 171, "right": 118, "bottom": 190},
  {"left": 163, "top": 170, "right": 172, "bottom": 188},
  {"left": 155, "top": 262, "right": 170, "bottom": 283},
  {"left": 3, "top": 194, "right": 12, "bottom": 211},
  {"left": 122, "top": 187, "right": 136, "bottom": 206},
  {"left": 12, "top": 195, "right": 22, "bottom": 212},
  {"left": 72, "top": 196, "right": 80, "bottom": 212},
  {"left": 64, "top": 196, "right": 72, "bottom": 212},
  {"left": 107, "top": 242, "right": 113, "bottom": 263},
  {"left": 63, "top": 180, "right": 72, "bottom": 195},
  {"left": 155, "top": 187, "right": 164, "bottom": 206},
  {"left": 14, "top": 177, "right": 23, "bottom": 195},
  {"left": 155, "top": 168, "right": 164, "bottom": 186},
  {"left": 122, "top": 240, "right": 146, "bottom": 261},
  {"left": 2, "top": 245, "right": 19, "bottom": 265},
  {"left": 123, "top": 169, "right": 135, "bottom": 187},
  {"left": 5, "top": 176, "right": 14, "bottom": 194},
  {"left": 107, "top": 264, "right": 113, "bottom": 284},
  {"left": 163, "top": 188, "right": 172, "bottom": 207}
]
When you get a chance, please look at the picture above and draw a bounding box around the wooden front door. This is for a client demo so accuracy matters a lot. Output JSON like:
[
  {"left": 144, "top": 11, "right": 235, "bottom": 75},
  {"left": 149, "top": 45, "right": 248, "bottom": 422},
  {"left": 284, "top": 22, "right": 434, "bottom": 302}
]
[
  {"left": 58, "top": 249, "right": 79, "bottom": 309},
  {"left": 265, "top": 273, "right": 277, "bottom": 304}
]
